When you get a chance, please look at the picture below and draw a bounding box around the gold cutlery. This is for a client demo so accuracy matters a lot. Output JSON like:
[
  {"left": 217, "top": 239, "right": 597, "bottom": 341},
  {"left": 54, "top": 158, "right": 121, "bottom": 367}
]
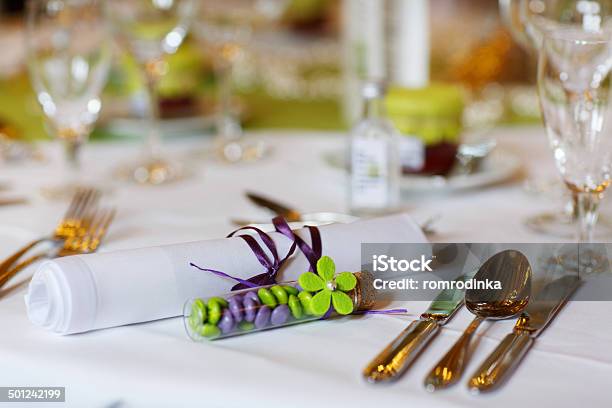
[
  {"left": 0, "top": 207, "right": 115, "bottom": 289},
  {"left": 244, "top": 191, "right": 438, "bottom": 234},
  {"left": 468, "top": 274, "right": 580, "bottom": 393},
  {"left": 245, "top": 192, "right": 357, "bottom": 226},
  {"left": 0, "top": 197, "right": 29, "bottom": 206},
  {"left": 363, "top": 273, "right": 474, "bottom": 383},
  {"left": 424, "top": 250, "right": 532, "bottom": 391},
  {"left": 0, "top": 188, "right": 100, "bottom": 281},
  {"left": 246, "top": 192, "right": 302, "bottom": 222}
]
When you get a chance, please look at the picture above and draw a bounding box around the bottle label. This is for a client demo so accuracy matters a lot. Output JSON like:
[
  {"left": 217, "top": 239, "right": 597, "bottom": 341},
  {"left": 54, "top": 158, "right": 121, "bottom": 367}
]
[
  {"left": 351, "top": 138, "right": 390, "bottom": 208},
  {"left": 399, "top": 135, "right": 425, "bottom": 171}
]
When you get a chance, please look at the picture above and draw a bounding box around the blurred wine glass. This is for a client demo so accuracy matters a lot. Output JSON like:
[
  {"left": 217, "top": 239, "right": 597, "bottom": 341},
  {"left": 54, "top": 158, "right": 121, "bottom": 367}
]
[
  {"left": 538, "top": 28, "right": 612, "bottom": 242},
  {"left": 106, "top": 0, "right": 195, "bottom": 185},
  {"left": 499, "top": 0, "right": 612, "bottom": 237},
  {"left": 194, "top": 0, "right": 287, "bottom": 163},
  {"left": 501, "top": 0, "right": 612, "bottom": 50},
  {"left": 26, "top": 0, "right": 111, "bottom": 196}
]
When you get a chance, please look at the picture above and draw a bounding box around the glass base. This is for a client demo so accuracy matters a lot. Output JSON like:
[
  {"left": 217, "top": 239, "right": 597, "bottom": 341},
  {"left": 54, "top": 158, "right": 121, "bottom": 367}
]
[
  {"left": 40, "top": 182, "right": 110, "bottom": 200},
  {"left": 115, "top": 157, "right": 187, "bottom": 185},
  {"left": 215, "top": 137, "right": 269, "bottom": 163},
  {"left": 525, "top": 211, "right": 612, "bottom": 239}
]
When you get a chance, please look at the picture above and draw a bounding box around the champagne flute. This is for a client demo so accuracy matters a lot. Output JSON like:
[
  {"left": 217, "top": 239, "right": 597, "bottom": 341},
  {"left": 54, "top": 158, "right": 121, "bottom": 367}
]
[
  {"left": 194, "top": 0, "right": 287, "bottom": 163},
  {"left": 538, "top": 28, "right": 612, "bottom": 242},
  {"left": 26, "top": 0, "right": 111, "bottom": 196},
  {"left": 106, "top": 0, "right": 195, "bottom": 185},
  {"left": 499, "top": 0, "right": 612, "bottom": 238}
]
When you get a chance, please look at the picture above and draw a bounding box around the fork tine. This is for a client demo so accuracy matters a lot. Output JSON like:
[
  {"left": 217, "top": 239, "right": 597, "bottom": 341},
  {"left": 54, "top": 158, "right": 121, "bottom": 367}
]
[
  {"left": 88, "top": 208, "right": 115, "bottom": 250},
  {"left": 61, "top": 207, "right": 115, "bottom": 254},
  {"left": 72, "top": 188, "right": 100, "bottom": 221},
  {"left": 94, "top": 208, "right": 116, "bottom": 244},
  {"left": 62, "top": 188, "right": 86, "bottom": 220}
]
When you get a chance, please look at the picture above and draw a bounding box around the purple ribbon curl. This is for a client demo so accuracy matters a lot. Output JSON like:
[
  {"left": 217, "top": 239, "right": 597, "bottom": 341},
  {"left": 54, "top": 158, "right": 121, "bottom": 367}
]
[{"left": 191, "top": 217, "right": 321, "bottom": 291}]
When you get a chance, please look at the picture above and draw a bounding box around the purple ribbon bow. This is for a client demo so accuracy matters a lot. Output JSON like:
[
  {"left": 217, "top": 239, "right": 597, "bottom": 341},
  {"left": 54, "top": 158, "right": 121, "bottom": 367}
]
[{"left": 191, "top": 216, "right": 322, "bottom": 291}]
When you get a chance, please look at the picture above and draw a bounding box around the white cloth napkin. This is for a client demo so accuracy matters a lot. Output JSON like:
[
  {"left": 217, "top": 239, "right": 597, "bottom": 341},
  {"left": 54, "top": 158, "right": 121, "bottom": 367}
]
[{"left": 24, "top": 214, "right": 426, "bottom": 334}]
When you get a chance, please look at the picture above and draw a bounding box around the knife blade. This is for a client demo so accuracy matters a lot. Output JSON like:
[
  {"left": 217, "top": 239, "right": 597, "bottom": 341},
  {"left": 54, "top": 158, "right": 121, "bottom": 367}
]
[
  {"left": 467, "top": 274, "right": 581, "bottom": 393},
  {"left": 0, "top": 197, "right": 28, "bottom": 206},
  {"left": 363, "top": 272, "right": 474, "bottom": 383},
  {"left": 246, "top": 192, "right": 302, "bottom": 222}
]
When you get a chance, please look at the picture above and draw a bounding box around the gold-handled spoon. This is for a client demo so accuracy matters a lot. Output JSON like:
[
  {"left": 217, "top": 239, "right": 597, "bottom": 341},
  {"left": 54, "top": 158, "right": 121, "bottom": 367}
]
[{"left": 423, "top": 249, "right": 532, "bottom": 391}]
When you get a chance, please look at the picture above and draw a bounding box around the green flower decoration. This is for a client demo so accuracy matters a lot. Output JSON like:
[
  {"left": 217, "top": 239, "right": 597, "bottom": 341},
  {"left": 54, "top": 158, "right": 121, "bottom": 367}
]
[{"left": 298, "top": 256, "right": 357, "bottom": 316}]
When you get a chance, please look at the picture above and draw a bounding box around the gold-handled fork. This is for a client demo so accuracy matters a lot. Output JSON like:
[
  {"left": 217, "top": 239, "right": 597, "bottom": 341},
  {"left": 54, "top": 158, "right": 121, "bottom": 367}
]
[
  {"left": 0, "top": 207, "right": 115, "bottom": 289},
  {"left": 0, "top": 187, "right": 100, "bottom": 278}
]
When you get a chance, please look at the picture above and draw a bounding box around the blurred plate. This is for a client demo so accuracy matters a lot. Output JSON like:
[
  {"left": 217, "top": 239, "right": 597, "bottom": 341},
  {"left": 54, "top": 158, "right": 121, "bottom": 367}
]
[
  {"left": 105, "top": 114, "right": 217, "bottom": 139},
  {"left": 323, "top": 147, "right": 522, "bottom": 193},
  {"left": 232, "top": 212, "right": 359, "bottom": 232}
]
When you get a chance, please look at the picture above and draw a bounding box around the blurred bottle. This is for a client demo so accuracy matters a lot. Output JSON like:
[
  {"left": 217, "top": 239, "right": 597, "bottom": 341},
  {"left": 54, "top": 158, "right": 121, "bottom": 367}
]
[
  {"left": 342, "top": 0, "right": 386, "bottom": 123},
  {"left": 342, "top": 0, "right": 430, "bottom": 123},
  {"left": 348, "top": 81, "right": 400, "bottom": 215}
]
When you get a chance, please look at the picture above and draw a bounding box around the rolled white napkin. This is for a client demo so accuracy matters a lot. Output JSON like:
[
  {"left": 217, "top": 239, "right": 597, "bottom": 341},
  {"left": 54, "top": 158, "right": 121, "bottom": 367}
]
[{"left": 25, "top": 214, "right": 426, "bottom": 334}]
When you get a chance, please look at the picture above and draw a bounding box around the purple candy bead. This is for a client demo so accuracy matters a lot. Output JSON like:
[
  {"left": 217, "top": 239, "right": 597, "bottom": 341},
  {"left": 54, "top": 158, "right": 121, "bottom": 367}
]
[
  {"left": 243, "top": 297, "right": 258, "bottom": 322},
  {"left": 219, "top": 309, "right": 235, "bottom": 334},
  {"left": 254, "top": 305, "right": 271, "bottom": 329},
  {"left": 271, "top": 304, "right": 290, "bottom": 325},
  {"left": 244, "top": 291, "right": 259, "bottom": 303},
  {"left": 228, "top": 296, "right": 244, "bottom": 322}
]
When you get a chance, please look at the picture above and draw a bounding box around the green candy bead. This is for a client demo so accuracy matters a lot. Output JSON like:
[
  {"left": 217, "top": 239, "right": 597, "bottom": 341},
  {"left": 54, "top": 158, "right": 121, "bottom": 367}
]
[
  {"left": 288, "top": 294, "right": 303, "bottom": 319},
  {"left": 271, "top": 285, "right": 288, "bottom": 304},
  {"left": 238, "top": 321, "right": 255, "bottom": 331},
  {"left": 298, "top": 291, "right": 314, "bottom": 315},
  {"left": 189, "top": 298, "right": 207, "bottom": 330},
  {"left": 199, "top": 323, "right": 221, "bottom": 338},
  {"left": 207, "top": 298, "right": 223, "bottom": 325},
  {"left": 283, "top": 285, "right": 299, "bottom": 296},
  {"left": 208, "top": 296, "right": 228, "bottom": 308},
  {"left": 257, "top": 288, "right": 278, "bottom": 308}
]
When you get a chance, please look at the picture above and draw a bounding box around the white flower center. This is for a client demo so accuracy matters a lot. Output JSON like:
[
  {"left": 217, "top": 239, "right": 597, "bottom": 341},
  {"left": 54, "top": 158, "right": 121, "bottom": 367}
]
[{"left": 326, "top": 280, "right": 337, "bottom": 291}]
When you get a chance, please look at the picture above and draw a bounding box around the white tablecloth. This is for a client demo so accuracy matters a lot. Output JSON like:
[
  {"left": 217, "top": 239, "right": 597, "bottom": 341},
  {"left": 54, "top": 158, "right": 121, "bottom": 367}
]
[{"left": 0, "top": 128, "right": 610, "bottom": 407}]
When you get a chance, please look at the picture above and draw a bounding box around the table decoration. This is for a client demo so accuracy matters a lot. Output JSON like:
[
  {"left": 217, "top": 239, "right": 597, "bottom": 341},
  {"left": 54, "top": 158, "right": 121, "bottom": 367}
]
[
  {"left": 185, "top": 256, "right": 376, "bottom": 340},
  {"left": 1, "top": 129, "right": 611, "bottom": 407},
  {"left": 25, "top": 213, "right": 425, "bottom": 334}
]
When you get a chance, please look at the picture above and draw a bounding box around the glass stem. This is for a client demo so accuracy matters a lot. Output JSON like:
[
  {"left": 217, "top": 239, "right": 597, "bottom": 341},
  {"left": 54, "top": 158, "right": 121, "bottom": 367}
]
[
  {"left": 215, "top": 55, "right": 242, "bottom": 141},
  {"left": 65, "top": 139, "right": 81, "bottom": 169},
  {"left": 59, "top": 128, "right": 83, "bottom": 187},
  {"left": 576, "top": 192, "right": 601, "bottom": 242},
  {"left": 144, "top": 68, "right": 161, "bottom": 160}
]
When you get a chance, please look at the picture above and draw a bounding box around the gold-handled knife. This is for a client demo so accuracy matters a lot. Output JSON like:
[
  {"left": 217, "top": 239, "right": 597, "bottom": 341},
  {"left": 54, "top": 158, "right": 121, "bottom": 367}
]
[
  {"left": 363, "top": 273, "right": 474, "bottom": 383},
  {"left": 467, "top": 274, "right": 581, "bottom": 393},
  {"left": 246, "top": 192, "right": 302, "bottom": 222}
]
